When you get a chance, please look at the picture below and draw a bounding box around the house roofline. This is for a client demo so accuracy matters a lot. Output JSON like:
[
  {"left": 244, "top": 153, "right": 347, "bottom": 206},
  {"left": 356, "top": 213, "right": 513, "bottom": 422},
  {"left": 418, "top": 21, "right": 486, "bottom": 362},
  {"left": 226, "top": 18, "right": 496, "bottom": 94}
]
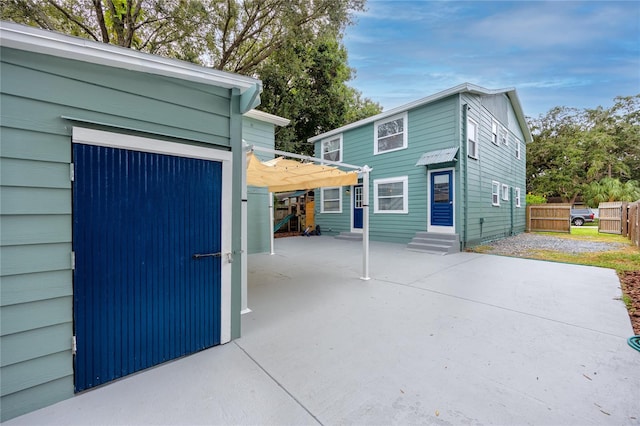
[
  {"left": 308, "top": 82, "right": 532, "bottom": 144},
  {"left": 0, "top": 21, "right": 262, "bottom": 95},
  {"left": 243, "top": 109, "right": 290, "bottom": 127}
]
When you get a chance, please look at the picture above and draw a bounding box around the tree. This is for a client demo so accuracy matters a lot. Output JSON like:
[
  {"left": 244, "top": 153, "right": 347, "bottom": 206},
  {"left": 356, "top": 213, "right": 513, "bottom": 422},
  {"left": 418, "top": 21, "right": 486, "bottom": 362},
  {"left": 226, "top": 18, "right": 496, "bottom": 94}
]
[
  {"left": 582, "top": 177, "right": 640, "bottom": 207},
  {"left": 527, "top": 95, "right": 640, "bottom": 203},
  {"left": 257, "top": 35, "right": 382, "bottom": 155}
]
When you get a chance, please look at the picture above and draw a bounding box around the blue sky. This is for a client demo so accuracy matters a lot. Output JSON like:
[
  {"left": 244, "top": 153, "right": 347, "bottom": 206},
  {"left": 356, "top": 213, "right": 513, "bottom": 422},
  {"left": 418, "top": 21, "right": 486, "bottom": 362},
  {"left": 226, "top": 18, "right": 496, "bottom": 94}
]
[{"left": 343, "top": 0, "right": 640, "bottom": 118}]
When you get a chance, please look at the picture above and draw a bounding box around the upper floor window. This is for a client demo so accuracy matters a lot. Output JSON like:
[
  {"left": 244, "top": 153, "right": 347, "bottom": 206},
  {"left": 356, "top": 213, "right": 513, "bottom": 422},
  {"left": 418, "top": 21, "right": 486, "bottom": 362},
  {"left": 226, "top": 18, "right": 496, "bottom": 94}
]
[
  {"left": 499, "top": 126, "right": 508, "bottom": 146},
  {"left": 467, "top": 118, "right": 478, "bottom": 159},
  {"left": 515, "top": 187, "right": 521, "bottom": 207},
  {"left": 491, "top": 120, "right": 499, "bottom": 145},
  {"left": 321, "top": 135, "right": 342, "bottom": 162},
  {"left": 321, "top": 187, "right": 342, "bottom": 213},
  {"left": 515, "top": 140, "right": 521, "bottom": 159},
  {"left": 374, "top": 176, "right": 408, "bottom": 213},
  {"left": 374, "top": 112, "right": 407, "bottom": 155}
]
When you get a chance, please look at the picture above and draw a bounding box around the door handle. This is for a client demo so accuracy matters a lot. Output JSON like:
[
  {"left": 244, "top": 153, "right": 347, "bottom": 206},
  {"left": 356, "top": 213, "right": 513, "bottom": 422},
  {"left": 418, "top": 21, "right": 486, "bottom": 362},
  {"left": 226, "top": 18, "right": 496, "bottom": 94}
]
[{"left": 192, "top": 252, "right": 222, "bottom": 259}]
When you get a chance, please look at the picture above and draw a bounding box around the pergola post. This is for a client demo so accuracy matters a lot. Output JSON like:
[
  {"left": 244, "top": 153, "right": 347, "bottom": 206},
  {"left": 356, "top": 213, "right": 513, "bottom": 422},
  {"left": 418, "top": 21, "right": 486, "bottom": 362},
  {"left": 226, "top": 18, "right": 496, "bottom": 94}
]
[
  {"left": 269, "top": 192, "right": 275, "bottom": 255},
  {"left": 361, "top": 166, "right": 371, "bottom": 281}
]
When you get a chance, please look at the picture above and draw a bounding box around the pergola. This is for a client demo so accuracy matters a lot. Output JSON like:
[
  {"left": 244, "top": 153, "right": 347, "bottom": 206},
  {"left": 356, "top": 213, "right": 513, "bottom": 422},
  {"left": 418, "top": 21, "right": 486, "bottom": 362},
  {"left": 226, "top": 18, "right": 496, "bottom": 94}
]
[{"left": 241, "top": 145, "right": 372, "bottom": 312}]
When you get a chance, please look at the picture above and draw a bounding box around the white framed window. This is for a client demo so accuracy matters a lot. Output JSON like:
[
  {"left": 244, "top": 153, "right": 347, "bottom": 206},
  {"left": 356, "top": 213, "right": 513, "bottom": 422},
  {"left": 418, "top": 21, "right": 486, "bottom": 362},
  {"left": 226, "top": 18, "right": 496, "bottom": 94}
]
[
  {"left": 499, "top": 126, "right": 508, "bottom": 146},
  {"left": 492, "top": 181, "right": 500, "bottom": 206},
  {"left": 501, "top": 184, "right": 509, "bottom": 201},
  {"left": 467, "top": 118, "right": 478, "bottom": 159},
  {"left": 321, "top": 187, "right": 342, "bottom": 213},
  {"left": 321, "top": 135, "right": 342, "bottom": 162},
  {"left": 515, "top": 187, "right": 521, "bottom": 207},
  {"left": 491, "top": 120, "right": 499, "bottom": 145},
  {"left": 374, "top": 112, "right": 407, "bottom": 155},
  {"left": 515, "top": 140, "right": 521, "bottom": 159},
  {"left": 374, "top": 176, "right": 408, "bottom": 213}
]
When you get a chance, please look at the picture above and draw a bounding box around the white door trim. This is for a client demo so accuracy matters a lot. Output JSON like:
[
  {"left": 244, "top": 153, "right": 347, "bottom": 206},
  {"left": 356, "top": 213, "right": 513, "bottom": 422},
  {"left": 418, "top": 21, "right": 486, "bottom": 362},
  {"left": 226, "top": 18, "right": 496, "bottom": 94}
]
[
  {"left": 427, "top": 167, "right": 455, "bottom": 234},
  {"left": 72, "top": 127, "right": 233, "bottom": 344}
]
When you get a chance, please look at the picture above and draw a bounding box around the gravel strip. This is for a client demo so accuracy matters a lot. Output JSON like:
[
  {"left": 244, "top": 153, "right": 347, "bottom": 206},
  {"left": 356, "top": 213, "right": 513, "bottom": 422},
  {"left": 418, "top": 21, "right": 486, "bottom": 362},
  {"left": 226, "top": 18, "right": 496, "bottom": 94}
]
[{"left": 479, "top": 232, "right": 626, "bottom": 256}]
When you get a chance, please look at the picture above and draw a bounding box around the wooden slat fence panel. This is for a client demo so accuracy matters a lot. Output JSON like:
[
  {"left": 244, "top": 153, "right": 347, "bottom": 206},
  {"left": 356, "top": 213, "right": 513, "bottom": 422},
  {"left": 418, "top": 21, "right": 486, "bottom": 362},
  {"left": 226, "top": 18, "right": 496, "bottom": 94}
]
[
  {"left": 527, "top": 204, "right": 570, "bottom": 233},
  {"left": 598, "top": 202, "right": 623, "bottom": 234},
  {"left": 627, "top": 201, "right": 639, "bottom": 248}
]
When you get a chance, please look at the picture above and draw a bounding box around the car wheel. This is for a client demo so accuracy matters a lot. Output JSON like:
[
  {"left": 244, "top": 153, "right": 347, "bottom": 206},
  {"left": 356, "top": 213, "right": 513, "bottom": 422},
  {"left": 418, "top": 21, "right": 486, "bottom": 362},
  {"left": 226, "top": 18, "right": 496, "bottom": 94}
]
[{"left": 573, "top": 218, "right": 584, "bottom": 226}]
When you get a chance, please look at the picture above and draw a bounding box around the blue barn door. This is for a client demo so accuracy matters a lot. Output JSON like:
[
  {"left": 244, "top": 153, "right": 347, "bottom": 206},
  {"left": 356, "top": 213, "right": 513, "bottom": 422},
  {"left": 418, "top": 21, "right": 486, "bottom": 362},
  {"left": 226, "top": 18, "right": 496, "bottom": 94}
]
[
  {"left": 352, "top": 185, "right": 363, "bottom": 231},
  {"left": 430, "top": 170, "right": 453, "bottom": 228},
  {"left": 72, "top": 143, "right": 222, "bottom": 392}
]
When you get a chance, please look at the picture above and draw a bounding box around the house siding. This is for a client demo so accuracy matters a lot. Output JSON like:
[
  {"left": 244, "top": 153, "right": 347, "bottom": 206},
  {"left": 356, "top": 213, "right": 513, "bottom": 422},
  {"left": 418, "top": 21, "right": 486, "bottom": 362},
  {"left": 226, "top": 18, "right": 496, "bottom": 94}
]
[
  {"left": 0, "top": 47, "right": 236, "bottom": 421},
  {"left": 316, "top": 96, "right": 459, "bottom": 243},
  {"left": 462, "top": 92, "right": 526, "bottom": 246},
  {"left": 242, "top": 116, "right": 275, "bottom": 254}
]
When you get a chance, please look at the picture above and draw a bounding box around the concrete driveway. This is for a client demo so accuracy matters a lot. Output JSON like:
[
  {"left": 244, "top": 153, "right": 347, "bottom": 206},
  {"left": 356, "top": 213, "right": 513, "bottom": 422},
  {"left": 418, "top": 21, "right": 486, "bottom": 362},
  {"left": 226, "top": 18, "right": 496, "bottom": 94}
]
[{"left": 6, "top": 237, "right": 639, "bottom": 425}]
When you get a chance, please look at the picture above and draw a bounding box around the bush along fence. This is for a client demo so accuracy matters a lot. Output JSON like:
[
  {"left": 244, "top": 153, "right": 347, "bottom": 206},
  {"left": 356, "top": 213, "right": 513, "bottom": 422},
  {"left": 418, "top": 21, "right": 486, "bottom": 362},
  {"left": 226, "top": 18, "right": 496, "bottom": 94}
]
[{"left": 526, "top": 204, "right": 571, "bottom": 233}]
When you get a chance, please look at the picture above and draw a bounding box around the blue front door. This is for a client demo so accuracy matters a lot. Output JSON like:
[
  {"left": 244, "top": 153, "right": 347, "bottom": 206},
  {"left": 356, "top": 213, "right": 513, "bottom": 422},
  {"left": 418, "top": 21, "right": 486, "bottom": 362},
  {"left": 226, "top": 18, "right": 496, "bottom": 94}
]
[
  {"left": 353, "top": 185, "right": 363, "bottom": 230},
  {"left": 430, "top": 170, "right": 453, "bottom": 227},
  {"left": 72, "top": 143, "right": 222, "bottom": 392}
]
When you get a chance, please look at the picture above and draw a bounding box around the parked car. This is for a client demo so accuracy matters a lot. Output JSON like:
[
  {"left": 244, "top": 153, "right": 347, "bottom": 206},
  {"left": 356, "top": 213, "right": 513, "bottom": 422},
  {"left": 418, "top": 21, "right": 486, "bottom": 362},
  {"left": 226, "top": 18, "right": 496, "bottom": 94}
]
[{"left": 570, "top": 208, "right": 595, "bottom": 226}]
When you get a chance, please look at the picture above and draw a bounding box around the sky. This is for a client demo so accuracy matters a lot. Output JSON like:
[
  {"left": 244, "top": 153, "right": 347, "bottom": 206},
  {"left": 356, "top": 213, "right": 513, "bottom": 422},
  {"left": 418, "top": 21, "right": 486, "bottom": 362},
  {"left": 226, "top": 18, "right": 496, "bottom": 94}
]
[{"left": 342, "top": 0, "right": 640, "bottom": 118}]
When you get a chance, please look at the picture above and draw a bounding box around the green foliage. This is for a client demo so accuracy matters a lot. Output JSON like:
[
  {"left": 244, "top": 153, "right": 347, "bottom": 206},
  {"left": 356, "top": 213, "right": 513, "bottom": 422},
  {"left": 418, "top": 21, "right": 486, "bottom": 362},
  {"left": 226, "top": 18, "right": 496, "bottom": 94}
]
[
  {"left": 582, "top": 177, "right": 640, "bottom": 207},
  {"left": 525, "top": 193, "right": 547, "bottom": 205},
  {"left": 527, "top": 95, "right": 640, "bottom": 203}
]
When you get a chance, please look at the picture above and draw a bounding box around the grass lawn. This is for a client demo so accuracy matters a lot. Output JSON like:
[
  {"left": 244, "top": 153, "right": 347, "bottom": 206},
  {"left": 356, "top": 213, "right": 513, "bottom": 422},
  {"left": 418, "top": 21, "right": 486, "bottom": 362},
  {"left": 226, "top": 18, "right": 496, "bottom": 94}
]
[{"left": 528, "top": 227, "right": 640, "bottom": 273}]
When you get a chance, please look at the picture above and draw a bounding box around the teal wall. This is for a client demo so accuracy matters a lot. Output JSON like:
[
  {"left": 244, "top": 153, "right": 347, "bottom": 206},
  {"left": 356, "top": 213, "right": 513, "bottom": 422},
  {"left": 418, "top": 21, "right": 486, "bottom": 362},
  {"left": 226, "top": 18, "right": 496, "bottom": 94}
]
[
  {"left": 0, "top": 47, "right": 239, "bottom": 421},
  {"left": 461, "top": 92, "right": 527, "bottom": 246},
  {"left": 314, "top": 92, "right": 527, "bottom": 247},
  {"left": 242, "top": 116, "right": 275, "bottom": 254}
]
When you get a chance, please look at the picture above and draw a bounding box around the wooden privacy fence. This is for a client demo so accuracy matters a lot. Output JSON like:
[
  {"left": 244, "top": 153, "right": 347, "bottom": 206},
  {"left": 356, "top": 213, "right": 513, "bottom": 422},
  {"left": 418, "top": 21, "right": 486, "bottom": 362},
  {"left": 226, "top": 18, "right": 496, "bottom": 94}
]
[
  {"left": 624, "top": 200, "right": 639, "bottom": 248},
  {"left": 526, "top": 204, "right": 570, "bottom": 233},
  {"left": 598, "top": 201, "right": 623, "bottom": 234}
]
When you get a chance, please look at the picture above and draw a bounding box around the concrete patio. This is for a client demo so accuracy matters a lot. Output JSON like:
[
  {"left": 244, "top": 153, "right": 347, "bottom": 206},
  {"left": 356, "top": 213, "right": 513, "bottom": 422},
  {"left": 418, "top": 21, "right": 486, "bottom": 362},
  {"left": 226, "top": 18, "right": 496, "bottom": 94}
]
[{"left": 6, "top": 237, "right": 639, "bottom": 425}]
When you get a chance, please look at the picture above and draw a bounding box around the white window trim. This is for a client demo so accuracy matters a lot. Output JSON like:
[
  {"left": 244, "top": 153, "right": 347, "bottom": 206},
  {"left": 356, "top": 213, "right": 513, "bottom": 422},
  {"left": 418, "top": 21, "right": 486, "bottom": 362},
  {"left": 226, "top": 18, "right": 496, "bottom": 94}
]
[
  {"left": 467, "top": 118, "right": 479, "bottom": 159},
  {"left": 501, "top": 184, "right": 509, "bottom": 201},
  {"left": 321, "top": 134, "right": 343, "bottom": 163},
  {"left": 374, "top": 176, "right": 409, "bottom": 214},
  {"left": 320, "top": 186, "right": 342, "bottom": 213},
  {"left": 374, "top": 112, "right": 408, "bottom": 155},
  {"left": 492, "top": 181, "right": 500, "bottom": 206},
  {"left": 491, "top": 120, "right": 499, "bottom": 145},
  {"left": 500, "top": 126, "right": 508, "bottom": 146},
  {"left": 515, "top": 187, "right": 521, "bottom": 208},
  {"left": 515, "top": 140, "right": 521, "bottom": 159}
]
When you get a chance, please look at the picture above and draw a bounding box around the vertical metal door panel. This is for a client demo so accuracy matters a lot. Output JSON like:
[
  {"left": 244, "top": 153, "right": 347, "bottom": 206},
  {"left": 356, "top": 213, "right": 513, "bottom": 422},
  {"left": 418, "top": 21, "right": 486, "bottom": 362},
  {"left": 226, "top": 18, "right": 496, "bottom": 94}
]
[
  {"left": 430, "top": 171, "right": 453, "bottom": 226},
  {"left": 73, "top": 144, "right": 222, "bottom": 392}
]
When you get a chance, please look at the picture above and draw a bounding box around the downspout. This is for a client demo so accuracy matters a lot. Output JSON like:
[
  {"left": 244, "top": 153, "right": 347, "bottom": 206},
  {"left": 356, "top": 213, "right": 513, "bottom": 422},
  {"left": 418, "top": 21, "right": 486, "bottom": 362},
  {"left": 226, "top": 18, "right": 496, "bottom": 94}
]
[{"left": 462, "top": 102, "right": 469, "bottom": 249}]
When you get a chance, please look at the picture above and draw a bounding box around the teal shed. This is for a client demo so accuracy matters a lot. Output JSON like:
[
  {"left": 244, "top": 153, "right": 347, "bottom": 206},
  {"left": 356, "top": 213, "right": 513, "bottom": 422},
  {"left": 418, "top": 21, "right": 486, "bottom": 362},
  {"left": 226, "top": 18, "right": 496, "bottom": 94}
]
[
  {"left": 309, "top": 83, "right": 532, "bottom": 253},
  {"left": 0, "top": 21, "right": 264, "bottom": 421}
]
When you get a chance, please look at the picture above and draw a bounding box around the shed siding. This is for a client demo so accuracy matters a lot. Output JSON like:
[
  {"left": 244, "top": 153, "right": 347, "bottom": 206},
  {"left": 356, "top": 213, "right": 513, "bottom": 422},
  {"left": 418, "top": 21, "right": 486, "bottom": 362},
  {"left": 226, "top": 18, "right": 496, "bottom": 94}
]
[
  {"left": 0, "top": 47, "right": 233, "bottom": 421},
  {"left": 242, "top": 116, "right": 275, "bottom": 254}
]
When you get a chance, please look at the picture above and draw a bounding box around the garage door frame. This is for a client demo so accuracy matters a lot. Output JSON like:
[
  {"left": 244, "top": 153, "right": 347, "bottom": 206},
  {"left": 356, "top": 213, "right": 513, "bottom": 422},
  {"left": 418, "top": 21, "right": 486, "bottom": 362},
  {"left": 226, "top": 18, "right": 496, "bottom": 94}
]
[{"left": 72, "top": 127, "right": 233, "bottom": 346}]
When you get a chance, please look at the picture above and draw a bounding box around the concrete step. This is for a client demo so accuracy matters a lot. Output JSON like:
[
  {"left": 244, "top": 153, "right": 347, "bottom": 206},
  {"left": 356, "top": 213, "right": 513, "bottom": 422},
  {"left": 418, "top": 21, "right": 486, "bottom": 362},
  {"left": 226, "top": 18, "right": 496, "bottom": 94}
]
[
  {"left": 335, "top": 232, "right": 363, "bottom": 241},
  {"left": 407, "top": 232, "right": 460, "bottom": 254}
]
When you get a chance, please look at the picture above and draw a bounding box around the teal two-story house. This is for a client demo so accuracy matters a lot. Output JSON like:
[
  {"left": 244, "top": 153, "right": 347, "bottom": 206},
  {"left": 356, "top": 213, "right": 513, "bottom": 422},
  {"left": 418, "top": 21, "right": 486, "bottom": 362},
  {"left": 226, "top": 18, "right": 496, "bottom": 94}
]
[{"left": 309, "top": 83, "right": 532, "bottom": 253}]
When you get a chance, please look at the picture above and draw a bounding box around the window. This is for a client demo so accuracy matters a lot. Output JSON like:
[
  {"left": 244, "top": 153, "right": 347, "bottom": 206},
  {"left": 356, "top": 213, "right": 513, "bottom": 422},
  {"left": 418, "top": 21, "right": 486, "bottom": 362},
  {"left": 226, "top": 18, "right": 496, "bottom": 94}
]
[
  {"left": 515, "top": 187, "right": 521, "bottom": 207},
  {"left": 492, "top": 181, "right": 500, "bottom": 206},
  {"left": 321, "top": 187, "right": 342, "bottom": 213},
  {"left": 374, "top": 176, "right": 408, "bottom": 213},
  {"left": 501, "top": 184, "right": 509, "bottom": 201},
  {"left": 499, "top": 126, "right": 508, "bottom": 146},
  {"left": 515, "top": 140, "right": 521, "bottom": 159},
  {"left": 321, "top": 135, "right": 342, "bottom": 162},
  {"left": 374, "top": 112, "right": 407, "bottom": 155},
  {"left": 467, "top": 118, "right": 478, "bottom": 158},
  {"left": 491, "top": 120, "right": 499, "bottom": 145}
]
